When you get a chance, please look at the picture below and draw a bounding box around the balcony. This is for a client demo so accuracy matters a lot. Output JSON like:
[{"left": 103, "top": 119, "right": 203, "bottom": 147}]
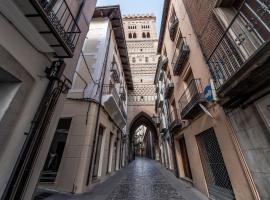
[
  {"left": 160, "top": 120, "right": 167, "bottom": 135},
  {"left": 172, "top": 38, "right": 190, "bottom": 76},
  {"left": 168, "top": 14, "right": 179, "bottom": 41},
  {"left": 164, "top": 81, "right": 174, "bottom": 99},
  {"left": 120, "top": 86, "right": 126, "bottom": 101},
  {"left": 161, "top": 56, "right": 168, "bottom": 70},
  {"left": 179, "top": 79, "right": 206, "bottom": 120},
  {"left": 102, "top": 84, "right": 126, "bottom": 128},
  {"left": 208, "top": 1, "right": 270, "bottom": 107},
  {"left": 152, "top": 115, "right": 160, "bottom": 127},
  {"left": 14, "top": 0, "right": 81, "bottom": 58},
  {"left": 168, "top": 109, "right": 182, "bottom": 133},
  {"left": 159, "top": 71, "right": 164, "bottom": 81},
  {"left": 110, "top": 60, "right": 120, "bottom": 83},
  {"left": 155, "top": 86, "right": 159, "bottom": 93},
  {"left": 157, "top": 94, "right": 164, "bottom": 108}
]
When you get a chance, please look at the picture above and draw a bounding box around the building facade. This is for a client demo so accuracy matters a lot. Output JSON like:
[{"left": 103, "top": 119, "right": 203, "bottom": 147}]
[
  {"left": 0, "top": 0, "right": 97, "bottom": 199},
  {"left": 35, "top": 5, "right": 133, "bottom": 195},
  {"left": 122, "top": 14, "right": 160, "bottom": 161},
  {"left": 179, "top": 0, "right": 270, "bottom": 199},
  {"left": 155, "top": 0, "right": 262, "bottom": 199}
]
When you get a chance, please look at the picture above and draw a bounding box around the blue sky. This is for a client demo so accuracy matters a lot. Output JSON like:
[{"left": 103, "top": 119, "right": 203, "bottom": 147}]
[{"left": 97, "top": 0, "right": 164, "bottom": 35}]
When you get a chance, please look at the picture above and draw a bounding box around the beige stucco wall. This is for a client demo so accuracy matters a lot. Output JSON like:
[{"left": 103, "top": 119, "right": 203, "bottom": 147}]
[
  {"left": 157, "top": 0, "right": 255, "bottom": 199},
  {"left": 36, "top": 14, "right": 129, "bottom": 194},
  {"left": 0, "top": 0, "right": 97, "bottom": 199}
]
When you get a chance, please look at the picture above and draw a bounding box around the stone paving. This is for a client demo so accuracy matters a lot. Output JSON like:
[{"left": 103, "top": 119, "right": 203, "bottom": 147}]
[{"left": 34, "top": 158, "right": 208, "bottom": 200}]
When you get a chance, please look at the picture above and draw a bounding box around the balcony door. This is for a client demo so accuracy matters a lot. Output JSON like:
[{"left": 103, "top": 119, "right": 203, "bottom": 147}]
[{"left": 180, "top": 70, "right": 195, "bottom": 108}]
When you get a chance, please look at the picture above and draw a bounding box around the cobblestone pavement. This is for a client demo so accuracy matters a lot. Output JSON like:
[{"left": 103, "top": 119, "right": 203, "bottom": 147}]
[
  {"left": 106, "top": 158, "right": 185, "bottom": 200},
  {"left": 35, "top": 158, "right": 208, "bottom": 200}
]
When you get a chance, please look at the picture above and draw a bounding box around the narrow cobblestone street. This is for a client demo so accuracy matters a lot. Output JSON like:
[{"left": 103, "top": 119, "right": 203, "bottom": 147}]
[{"left": 35, "top": 158, "right": 208, "bottom": 200}]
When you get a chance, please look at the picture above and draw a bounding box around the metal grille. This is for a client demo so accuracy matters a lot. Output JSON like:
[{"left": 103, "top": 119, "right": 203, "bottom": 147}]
[{"left": 197, "top": 128, "right": 235, "bottom": 200}]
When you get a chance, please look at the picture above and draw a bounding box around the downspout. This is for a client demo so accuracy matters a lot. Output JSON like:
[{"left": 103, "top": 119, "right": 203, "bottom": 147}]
[{"left": 86, "top": 28, "right": 113, "bottom": 185}]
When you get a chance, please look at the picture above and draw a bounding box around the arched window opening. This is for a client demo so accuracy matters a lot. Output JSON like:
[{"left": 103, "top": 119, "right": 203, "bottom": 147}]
[
  {"left": 132, "top": 57, "right": 136, "bottom": 63},
  {"left": 129, "top": 33, "right": 132, "bottom": 38},
  {"left": 142, "top": 32, "right": 146, "bottom": 38},
  {"left": 133, "top": 33, "right": 137, "bottom": 38},
  {"left": 147, "top": 32, "right": 150, "bottom": 38}
]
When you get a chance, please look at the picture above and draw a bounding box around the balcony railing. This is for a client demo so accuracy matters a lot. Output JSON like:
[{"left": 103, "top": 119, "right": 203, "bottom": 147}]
[
  {"left": 179, "top": 79, "right": 206, "bottom": 120},
  {"left": 208, "top": 1, "right": 270, "bottom": 96},
  {"left": 102, "top": 84, "right": 127, "bottom": 119},
  {"left": 164, "top": 81, "right": 174, "bottom": 99},
  {"left": 157, "top": 93, "right": 164, "bottom": 108},
  {"left": 159, "top": 71, "right": 164, "bottom": 81},
  {"left": 29, "top": 0, "right": 81, "bottom": 57},
  {"left": 172, "top": 38, "right": 190, "bottom": 76},
  {"left": 120, "top": 86, "right": 126, "bottom": 101},
  {"left": 110, "top": 61, "right": 120, "bottom": 83},
  {"left": 169, "top": 14, "right": 179, "bottom": 41},
  {"left": 160, "top": 119, "right": 167, "bottom": 135},
  {"left": 168, "top": 109, "right": 182, "bottom": 132}
]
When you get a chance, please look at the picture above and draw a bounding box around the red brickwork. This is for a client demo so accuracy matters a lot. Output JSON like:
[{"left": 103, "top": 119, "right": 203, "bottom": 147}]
[{"left": 182, "top": 0, "right": 224, "bottom": 57}]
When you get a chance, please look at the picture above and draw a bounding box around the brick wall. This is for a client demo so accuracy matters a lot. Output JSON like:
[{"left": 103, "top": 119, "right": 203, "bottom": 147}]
[{"left": 182, "top": 0, "right": 224, "bottom": 57}]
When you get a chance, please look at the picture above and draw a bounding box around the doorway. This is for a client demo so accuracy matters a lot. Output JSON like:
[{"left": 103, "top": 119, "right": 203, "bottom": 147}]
[
  {"left": 197, "top": 128, "right": 235, "bottom": 200},
  {"left": 92, "top": 125, "right": 104, "bottom": 179},
  {"left": 178, "top": 137, "right": 192, "bottom": 179}
]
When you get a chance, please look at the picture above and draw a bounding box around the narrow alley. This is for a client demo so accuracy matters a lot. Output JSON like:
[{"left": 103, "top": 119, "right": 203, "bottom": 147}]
[
  {"left": 35, "top": 158, "right": 207, "bottom": 200},
  {"left": 0, "top": 0, "right": 269, "bottom": 199}
]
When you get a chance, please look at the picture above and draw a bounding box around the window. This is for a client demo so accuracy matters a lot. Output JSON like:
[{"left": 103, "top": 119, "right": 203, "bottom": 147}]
[
  {"left": 133, "top": 33, "right": 137, "bottom": 38},
  {"left": 145, "top": 57, "right": 149, "bottom": 62},
  {"left": 142, "top": 32, "right": 146, "bottom": 38},
  {"left": 40, "top": 118, "right": 72, "bottom": 183},
  {"left": 128, "top": 33, "right": 132, "bottom": 38},
  {"left": 147, "top": 32, "right": 150, "bottom": 38},
  {"left": 132, "top": 57, "right": 136, "bottom": 63}
]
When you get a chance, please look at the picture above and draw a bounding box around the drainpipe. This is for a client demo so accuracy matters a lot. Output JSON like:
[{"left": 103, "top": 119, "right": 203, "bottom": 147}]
[{"left": 86, "top": 29, "right": 112, "bottom": 185}]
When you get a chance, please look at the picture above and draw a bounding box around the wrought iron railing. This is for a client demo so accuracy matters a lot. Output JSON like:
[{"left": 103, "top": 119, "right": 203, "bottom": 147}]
[
  {"left": 164, "top": 81, "right": 174, "bottom": 99},
  {"left": 179, "top": 79, "right": 205, "bottom": 119},
  {"left": 110, "top": 61, "right": 120, "bottom": 83},
  {"left": 168, "top": 109, "right": 182, "bottom": 132},
  {"left": 172, "top": 38, "right": 190, "bottom": 76},
  {"left": 119, "top": 86, "right": 126, "bottom": 101},
  {"left": 34, "top": 0, "right": 81, "bottom": 54},
  {"left": 169, "top": 14, "right": 179, "bottom": 41},
  {"left": 208, "top": 0, "right": 270, "bottom": 89}
]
